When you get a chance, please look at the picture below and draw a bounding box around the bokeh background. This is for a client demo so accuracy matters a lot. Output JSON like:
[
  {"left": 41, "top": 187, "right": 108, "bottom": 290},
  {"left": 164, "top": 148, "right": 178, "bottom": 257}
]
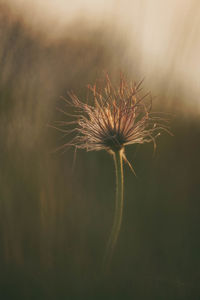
[{"left": 0, "top": 0, "right": 200, "bottom": 299}]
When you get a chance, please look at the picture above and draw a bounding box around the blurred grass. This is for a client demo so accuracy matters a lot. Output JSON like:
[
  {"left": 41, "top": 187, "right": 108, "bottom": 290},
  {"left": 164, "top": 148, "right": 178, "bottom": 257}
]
[{"left": 0, "top": 3, "right": 200, "bottom": 300}]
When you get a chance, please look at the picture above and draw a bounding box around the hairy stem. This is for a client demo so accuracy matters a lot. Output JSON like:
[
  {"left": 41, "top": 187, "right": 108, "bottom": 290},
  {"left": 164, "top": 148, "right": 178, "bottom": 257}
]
[{"left": 103, "top": 149, "right": 124, "bottom": 271}]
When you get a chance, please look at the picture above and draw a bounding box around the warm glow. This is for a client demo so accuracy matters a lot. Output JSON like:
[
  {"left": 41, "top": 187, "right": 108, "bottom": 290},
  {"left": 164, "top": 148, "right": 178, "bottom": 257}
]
[{"left": 6, "top": 0, "right": 200, "bottom": 112}]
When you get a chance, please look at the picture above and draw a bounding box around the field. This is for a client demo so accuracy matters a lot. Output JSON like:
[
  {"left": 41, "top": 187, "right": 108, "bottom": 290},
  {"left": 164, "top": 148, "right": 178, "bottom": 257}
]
[{"left": 0, "top": 2, "right": 200, "bottom": 299}]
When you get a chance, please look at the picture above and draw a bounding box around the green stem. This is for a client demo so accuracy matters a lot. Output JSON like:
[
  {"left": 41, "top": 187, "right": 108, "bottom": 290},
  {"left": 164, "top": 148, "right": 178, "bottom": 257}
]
[{"left": 103, "top": 149, "right": 124, "bottom": 271}]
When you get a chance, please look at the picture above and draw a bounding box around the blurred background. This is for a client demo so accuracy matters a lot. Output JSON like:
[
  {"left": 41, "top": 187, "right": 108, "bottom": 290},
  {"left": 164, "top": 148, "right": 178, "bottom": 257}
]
[{"left": 0, "top": 0, "right": 200, "bottom": 299}]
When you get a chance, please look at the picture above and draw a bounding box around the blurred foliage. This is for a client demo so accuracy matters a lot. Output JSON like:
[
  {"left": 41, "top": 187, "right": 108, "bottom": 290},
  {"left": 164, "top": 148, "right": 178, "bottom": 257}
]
[{"left": 0, "top": 3, "right": 200, "bottom": 300}]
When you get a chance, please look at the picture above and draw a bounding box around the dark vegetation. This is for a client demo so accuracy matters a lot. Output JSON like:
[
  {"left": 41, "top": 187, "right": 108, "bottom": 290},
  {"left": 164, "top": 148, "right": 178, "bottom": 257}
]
[{"left": 0, "top": 3, "right": 200, "bottom": 299}]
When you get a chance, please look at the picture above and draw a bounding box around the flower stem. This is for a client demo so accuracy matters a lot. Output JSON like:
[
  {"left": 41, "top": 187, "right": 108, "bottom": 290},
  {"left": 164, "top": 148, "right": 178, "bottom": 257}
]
[{"left": 103, "top": 149, "right": 124, "bottom": 271}]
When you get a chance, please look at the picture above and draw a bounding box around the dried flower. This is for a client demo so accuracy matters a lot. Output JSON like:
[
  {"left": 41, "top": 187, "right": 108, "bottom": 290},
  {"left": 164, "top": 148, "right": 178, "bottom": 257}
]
[
  {"left": 55, "top": 74, "right": 169, "bottom": 165},
  {"left": 53, "top": 73, "right": 170, "bottom": 271}
]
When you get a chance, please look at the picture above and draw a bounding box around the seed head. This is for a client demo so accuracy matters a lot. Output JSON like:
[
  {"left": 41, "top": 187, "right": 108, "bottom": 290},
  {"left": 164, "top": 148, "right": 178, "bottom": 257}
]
[{"left": 54, "top": 74, "right": 170, "bottom": 165}]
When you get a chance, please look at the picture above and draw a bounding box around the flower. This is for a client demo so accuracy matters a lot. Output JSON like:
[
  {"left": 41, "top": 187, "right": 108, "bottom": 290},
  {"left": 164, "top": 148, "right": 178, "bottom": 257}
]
[
  {"left": 55, "top": 74, "right": 169, "bottom": 166},
  {"left": 52, "top": 73, "right": 171, "bottom": 267}
]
